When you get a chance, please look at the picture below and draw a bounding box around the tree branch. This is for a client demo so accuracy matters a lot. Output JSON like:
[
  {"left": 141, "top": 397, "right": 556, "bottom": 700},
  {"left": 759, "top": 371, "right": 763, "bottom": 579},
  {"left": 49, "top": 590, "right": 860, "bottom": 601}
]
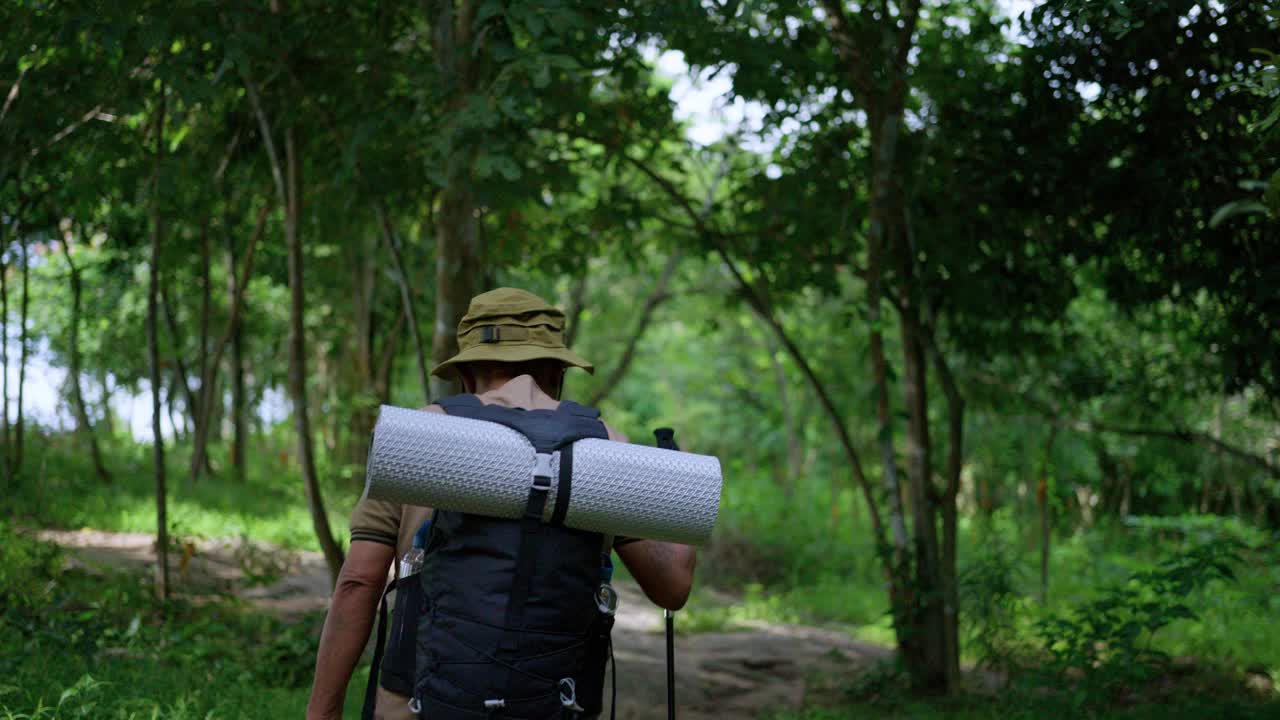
[
  {"left": 581, "top": 137, "right": 887, "bottom": 540},
  {"left": 969, "top": 372, "right": 1280, "bottom": 479},
  {"left": 30, "top": 105, "right": 103, "bottom": 158},
  {"left": 1087, "top": 422, "right": 1280, "bottom": 478},
  {"left": 0, "top": 68, "right": 27, "bottom": 128},
  {"left": 588, "top": 250, "right": 679, "bottom": 406}
]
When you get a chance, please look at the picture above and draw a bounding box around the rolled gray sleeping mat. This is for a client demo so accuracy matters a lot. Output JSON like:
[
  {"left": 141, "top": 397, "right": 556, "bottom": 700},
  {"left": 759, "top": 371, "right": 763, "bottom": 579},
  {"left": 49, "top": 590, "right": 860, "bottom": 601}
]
[{"left": 363, "top": 405, "right": 723, "bottom": 546}]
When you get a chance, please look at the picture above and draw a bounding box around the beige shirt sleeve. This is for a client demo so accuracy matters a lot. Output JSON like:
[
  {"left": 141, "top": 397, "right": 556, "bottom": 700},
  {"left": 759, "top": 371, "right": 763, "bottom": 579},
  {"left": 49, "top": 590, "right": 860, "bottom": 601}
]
[{"left": 349, "top": 404, "right": 445, "bottom": 548}]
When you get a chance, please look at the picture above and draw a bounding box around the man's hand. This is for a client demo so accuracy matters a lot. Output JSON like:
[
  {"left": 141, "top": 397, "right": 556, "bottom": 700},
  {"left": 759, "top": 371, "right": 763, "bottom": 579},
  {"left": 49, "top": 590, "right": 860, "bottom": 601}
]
[
  {"left": 306, "top": 540, "right": 395, "bottom": 720},
  {"left": 616, "top": 539, "right": 696, "bottom": 610}
]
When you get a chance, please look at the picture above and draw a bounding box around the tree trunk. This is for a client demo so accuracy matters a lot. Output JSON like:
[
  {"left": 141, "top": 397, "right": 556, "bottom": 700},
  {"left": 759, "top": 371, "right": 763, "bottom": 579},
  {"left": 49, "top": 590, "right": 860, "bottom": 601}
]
[
  {"left": 865, "top": 163, "right": 910, "bottom": 564},
  {"left": 431, "top": 184, "right": 482, "bottom": 400},
  {"left": 61, "top": 238, "right": 111, "bottom": 484},
  {"left": 2, "top": 234, "right": 9, "bottom": 485},
  {"left": 429, "top": 0, "right": 484, "bottom": 402},
  {"left": 12, "top": 236, "right": 30, "bottom": 477},
  {"left": 899, "top": 295, "right": 948, "bottom": 694},
  {"left": 148, "top": 90, "right": 171, "bottom": 602},
  {"left": 282, "top": 128, "right": 344, "bottom": 584},
  {"left": 187, "top": 220, "right": 213, "bottom": 481},
  {"left": 225, "top": 214, "right": 247, "bottom": 482},
  {"left": 199, "top": 220, "right": 210, "bottom": 385},
  {"left": 927, "top": 335, "right": 965, "bottom": 693}
]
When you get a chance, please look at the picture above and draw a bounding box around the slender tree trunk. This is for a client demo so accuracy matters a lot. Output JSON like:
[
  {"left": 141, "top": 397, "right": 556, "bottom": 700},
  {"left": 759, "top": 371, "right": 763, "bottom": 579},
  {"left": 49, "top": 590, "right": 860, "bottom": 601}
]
[
  {"left": 160, "top": 285, "right": 203, "bottom": 442},
  {"left": 148, "top": 89, "right": 171, "bottom": 601},
  {"left": 282, "top": 128, "right": 344, "bottom": 584},
  {"left": 2, "top": 235, "right": 9, "bottom": 484},
  {"left": 168, "top": 372, "right": 185, "bottom": 441},
  {"left": 12, "top": 236, "right": 30, "bottom": 476},
  {"left": 61, "top": 238, "right": 111, "bottom": 484},
  {"left": 187, "top": 221, "right": 214, "bottom": 481},
  {"left": 97, "top": 367, "right": 114, "bottom": 437},
  {"left": 226, "top": 209, "right": 247, "bottom": 482},
  {"left": 245, "top": 68, "right": 344, "bottom": 580},
  {"left": 198, "top": 220, "right": 210, "bottom": 401},
  {"left": 377, "top": 206, "right": 432, "bottom": 405}
]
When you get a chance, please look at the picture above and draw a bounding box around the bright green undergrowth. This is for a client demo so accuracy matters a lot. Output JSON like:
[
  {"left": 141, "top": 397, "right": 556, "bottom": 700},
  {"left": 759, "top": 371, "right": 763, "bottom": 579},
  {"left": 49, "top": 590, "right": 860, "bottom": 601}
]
[
  {"left": 9, "top": 430, "right": 359, "bottom": 551},
  {"left": 0, "top": 519, "right": 368, "bottom": 719},
  {"left": 688, "top": 467, "right": 1280, "bottom": 683}
]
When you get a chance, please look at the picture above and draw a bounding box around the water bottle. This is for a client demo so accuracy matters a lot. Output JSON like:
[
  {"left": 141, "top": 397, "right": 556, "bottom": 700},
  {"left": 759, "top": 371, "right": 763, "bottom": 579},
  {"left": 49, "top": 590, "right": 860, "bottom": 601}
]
[
  {"left": 595, "top": 552, "right": 618, "bottom": 615},
  {"left": 399, "top": 520, "right": 431, "bottom": 578}
]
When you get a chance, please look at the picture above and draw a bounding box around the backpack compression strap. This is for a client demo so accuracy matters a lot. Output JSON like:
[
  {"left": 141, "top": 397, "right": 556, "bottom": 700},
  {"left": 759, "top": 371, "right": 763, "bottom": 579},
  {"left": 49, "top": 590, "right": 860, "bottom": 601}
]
[{"left": 434, "top": 395, "right": 604, "bottom": 530}]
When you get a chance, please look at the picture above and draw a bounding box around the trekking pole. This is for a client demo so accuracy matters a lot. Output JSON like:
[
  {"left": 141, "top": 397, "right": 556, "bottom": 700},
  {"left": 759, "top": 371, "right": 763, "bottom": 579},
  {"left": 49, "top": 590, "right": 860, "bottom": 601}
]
[
  {"left": 664, "top": 609, "right": 676, "bottom": 720},
  {"left": 653, "top": 428, "right": 679, "bottom": 720}
]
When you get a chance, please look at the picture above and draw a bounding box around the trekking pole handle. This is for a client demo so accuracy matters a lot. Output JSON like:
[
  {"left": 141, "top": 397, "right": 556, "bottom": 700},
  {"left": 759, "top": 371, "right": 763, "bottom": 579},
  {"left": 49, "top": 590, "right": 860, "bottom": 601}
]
[{"left": 653, "top": 427, "right": 679, "bottom": 452}]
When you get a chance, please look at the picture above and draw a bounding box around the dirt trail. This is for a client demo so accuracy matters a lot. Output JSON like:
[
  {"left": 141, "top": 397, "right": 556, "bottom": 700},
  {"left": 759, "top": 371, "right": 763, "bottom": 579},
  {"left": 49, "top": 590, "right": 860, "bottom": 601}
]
[{"left": 39, "top": 528, "right": 891, "bottom": 720}]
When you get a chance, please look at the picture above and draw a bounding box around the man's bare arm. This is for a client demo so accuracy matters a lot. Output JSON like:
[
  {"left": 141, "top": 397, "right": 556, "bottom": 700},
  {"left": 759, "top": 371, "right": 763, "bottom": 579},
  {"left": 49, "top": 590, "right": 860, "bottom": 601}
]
[
  {"left": 306, "top": 540, "right": 395, "bottom": 720},
  {"left": 616, "top": 540, "right": 696, "bottom": 610}
]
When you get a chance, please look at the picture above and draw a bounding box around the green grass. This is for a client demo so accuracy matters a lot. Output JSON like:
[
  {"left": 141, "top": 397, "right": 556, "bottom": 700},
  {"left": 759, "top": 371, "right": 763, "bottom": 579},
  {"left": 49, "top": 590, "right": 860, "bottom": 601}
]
[
  {"left": 0, "top": 519, "right": 370, "bottom": 719},
  {"left": 9, "top": 429, "right": 360, "bottom": 551}
]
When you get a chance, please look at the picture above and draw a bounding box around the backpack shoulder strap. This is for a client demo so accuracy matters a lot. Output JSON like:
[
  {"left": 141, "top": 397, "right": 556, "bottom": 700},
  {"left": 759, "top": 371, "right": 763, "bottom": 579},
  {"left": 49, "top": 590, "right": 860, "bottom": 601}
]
[
  {"left": 556, "top": 400, "right": 601, "bottom": 419},
  {"left": 433, "top": 393, "right": 483, "bottom": 412}
]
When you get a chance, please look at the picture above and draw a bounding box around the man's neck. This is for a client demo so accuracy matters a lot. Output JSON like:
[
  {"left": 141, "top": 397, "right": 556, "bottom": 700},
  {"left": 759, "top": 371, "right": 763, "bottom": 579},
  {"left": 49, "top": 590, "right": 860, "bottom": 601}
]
[{"left": 471, "top": 375, "right": 515, "bottom": 396}]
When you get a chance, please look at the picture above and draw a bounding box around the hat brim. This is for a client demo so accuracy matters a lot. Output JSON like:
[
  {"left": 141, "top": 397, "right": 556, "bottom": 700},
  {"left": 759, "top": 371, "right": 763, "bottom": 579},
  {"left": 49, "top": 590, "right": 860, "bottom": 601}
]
[{"left": 431, "top": 343, "right": 595, "bottom": 378}]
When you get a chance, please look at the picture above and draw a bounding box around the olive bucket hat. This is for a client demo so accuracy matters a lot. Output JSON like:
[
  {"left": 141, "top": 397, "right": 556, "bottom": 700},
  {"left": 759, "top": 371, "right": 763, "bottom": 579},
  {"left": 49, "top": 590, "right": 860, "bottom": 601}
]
[{"left": 430, "top": 287, "right": 594, "bottom": 379}]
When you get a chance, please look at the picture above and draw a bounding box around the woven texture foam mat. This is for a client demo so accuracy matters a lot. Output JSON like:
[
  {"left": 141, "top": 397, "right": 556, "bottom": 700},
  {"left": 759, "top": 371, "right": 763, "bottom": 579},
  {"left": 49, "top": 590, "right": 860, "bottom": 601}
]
[{"left": 364, "top": 405, "right": 722, "bottom": 545}]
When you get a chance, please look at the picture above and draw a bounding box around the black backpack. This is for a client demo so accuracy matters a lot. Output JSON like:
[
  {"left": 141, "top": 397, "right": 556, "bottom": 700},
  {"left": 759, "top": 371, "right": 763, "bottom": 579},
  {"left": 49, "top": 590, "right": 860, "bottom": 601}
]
[{"left": 364, "top": 395, "right": 616, "bottom": 720}]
